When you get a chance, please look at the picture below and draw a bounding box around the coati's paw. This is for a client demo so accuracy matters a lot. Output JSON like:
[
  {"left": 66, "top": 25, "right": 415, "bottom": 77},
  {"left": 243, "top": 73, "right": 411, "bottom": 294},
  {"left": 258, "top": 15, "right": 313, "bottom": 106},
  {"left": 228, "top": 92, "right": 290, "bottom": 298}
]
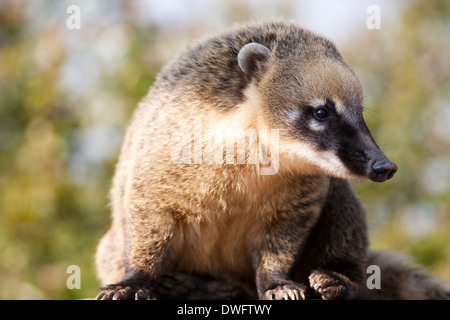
[
  {"left": 263, "top": 283, "right": 307, "bottom": 300},
  {"left": 309, "top": 269, "right": 349, "bottom": 300},
  {"left": 96, "top": 284, "right": 154, "bottom": 300}
]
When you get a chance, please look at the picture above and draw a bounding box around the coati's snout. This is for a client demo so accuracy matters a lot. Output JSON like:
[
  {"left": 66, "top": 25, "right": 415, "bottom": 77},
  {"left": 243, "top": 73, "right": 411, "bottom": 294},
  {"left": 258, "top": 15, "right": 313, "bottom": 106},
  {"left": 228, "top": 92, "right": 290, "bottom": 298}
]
[
  {"left": 334, "top": 120, "right": 398, "bottom": 182},
  {"left": 334, "top": 116, "right": 398, "bottom": 182},
  {"left": 366, "top": 150, "right": 398, "bottom": 182}
]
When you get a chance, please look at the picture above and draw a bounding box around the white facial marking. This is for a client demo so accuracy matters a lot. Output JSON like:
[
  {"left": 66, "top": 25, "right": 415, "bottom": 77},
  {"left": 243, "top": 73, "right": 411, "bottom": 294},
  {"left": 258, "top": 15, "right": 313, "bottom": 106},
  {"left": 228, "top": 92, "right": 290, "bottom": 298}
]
[
  {"left": 333, "top": 99, "right": 346, "bottom": 115},
  {"left": 283, "top": 141, "right": 359, "bottom": 179},
  {"left": 284, "top": 107, "right": 300, "bottom": 123},
  {"left": 308, "top": 121, "right": 325, "bottom": 132},
  {"left": 310, "top": 98, "right": 326, "bottom": 109}
]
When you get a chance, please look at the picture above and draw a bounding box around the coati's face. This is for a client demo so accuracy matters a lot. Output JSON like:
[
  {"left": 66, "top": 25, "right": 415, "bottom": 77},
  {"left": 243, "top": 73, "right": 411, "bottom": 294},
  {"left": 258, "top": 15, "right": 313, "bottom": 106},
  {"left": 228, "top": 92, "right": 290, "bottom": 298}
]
[{"left": 238, "top": 42, "right": 397, "bottom": 182}]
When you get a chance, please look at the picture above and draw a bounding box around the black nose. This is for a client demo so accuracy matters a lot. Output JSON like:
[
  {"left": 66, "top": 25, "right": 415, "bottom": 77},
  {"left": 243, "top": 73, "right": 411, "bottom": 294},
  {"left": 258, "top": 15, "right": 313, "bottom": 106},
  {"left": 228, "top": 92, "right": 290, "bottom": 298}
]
[{"left": 369, "top": 160, "right": 398, "bottom": 182}]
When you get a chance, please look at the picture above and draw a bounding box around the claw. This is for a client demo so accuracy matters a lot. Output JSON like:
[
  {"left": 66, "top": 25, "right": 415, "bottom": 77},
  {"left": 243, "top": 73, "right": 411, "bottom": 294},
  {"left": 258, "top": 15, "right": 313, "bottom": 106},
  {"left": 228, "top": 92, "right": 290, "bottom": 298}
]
[
  {"left": 309, "top": 269, "right": 349, "bottom": 300},
  {"left": 96, "top": 284, "right": 153, "bottom": 300},
  {"left": 263, "top": 283, "right": 307, "bottom": 300},
  {"left": 112, "top": 289, "right": 126, "bottom": 300}
]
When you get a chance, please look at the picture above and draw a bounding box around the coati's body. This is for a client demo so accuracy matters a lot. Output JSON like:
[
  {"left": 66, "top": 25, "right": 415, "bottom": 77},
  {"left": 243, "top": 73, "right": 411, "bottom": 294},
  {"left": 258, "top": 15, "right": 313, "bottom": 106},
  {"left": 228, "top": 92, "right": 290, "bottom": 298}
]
[{"left": 95, "top": 21, "right": 449, "bottom": 300}]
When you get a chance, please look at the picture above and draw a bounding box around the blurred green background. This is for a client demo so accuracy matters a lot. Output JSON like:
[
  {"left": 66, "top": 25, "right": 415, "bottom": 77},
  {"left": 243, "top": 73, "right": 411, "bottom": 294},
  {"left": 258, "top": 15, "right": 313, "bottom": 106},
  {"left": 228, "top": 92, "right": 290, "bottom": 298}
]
[{"left": 0, "top": 0, "right": 449, "bottom": 299}]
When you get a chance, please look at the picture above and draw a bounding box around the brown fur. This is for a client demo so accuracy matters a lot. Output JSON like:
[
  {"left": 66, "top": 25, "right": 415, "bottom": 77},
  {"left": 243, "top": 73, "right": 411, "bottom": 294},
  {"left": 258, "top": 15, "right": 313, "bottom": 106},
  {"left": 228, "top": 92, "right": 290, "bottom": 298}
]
[{"left": 95, "top": 20, "right": 449, "bottom": 300}]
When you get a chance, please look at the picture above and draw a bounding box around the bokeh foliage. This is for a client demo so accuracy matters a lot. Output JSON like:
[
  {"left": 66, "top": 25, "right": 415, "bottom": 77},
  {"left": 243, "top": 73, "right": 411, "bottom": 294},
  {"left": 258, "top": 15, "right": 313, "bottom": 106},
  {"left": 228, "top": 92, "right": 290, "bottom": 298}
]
[
  {"left": 0, "top": 0, "right": 449, "bottom": 299},
  {"left": 347, "top": 0, "right": 450, "bottom": 278}
]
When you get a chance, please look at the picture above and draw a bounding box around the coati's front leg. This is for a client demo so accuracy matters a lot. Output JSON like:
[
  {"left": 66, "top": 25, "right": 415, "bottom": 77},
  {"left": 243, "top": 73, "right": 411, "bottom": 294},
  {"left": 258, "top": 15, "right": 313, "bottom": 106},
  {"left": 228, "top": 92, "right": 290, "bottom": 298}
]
[
  {"left": 302, "top": 178, "right": 368, "bottom": 300},
  {"left": 254, "top": 200, "right": 323, "bottom": 300},
  {"left": 96, "top": 207, "right": 175, "bottom": 300}
]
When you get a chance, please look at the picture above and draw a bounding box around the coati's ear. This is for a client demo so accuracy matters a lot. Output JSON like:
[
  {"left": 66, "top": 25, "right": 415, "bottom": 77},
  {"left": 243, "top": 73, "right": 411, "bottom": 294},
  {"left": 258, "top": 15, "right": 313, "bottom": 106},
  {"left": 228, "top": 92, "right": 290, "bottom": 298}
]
[{"left": 238, "top": 42, "right": 272, "bottom": 81}]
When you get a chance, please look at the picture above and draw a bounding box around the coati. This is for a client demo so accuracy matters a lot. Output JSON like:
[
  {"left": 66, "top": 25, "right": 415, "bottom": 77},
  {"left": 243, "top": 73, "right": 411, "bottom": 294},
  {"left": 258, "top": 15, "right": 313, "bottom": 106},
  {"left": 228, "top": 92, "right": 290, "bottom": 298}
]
[{"left": 95, "top": 21, "right": 450, "bottom": 300}]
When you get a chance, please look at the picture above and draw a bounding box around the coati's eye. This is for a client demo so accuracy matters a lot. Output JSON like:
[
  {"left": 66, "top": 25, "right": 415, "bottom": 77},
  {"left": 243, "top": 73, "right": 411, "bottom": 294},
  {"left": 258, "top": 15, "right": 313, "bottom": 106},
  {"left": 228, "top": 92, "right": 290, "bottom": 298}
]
[{"left": 313, "top": 108, "right": 330, "bottom": 121}]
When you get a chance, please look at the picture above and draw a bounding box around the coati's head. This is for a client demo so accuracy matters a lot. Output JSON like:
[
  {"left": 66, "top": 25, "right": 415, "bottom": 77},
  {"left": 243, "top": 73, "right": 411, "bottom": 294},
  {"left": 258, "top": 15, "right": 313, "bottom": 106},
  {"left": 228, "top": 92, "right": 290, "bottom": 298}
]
[{"left": 237, "top": 36, "right": 397, "bottom": 182}]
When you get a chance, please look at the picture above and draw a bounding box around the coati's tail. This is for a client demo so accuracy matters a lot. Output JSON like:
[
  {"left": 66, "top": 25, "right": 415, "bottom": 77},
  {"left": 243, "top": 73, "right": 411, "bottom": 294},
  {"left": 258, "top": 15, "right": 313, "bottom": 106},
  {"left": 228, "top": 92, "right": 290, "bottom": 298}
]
[
  {"left": 357, "top": 250, "right": 450, "bottom": 300},
  {"left": 153, "top": 250, "right": 450, "bottom": 300}
]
